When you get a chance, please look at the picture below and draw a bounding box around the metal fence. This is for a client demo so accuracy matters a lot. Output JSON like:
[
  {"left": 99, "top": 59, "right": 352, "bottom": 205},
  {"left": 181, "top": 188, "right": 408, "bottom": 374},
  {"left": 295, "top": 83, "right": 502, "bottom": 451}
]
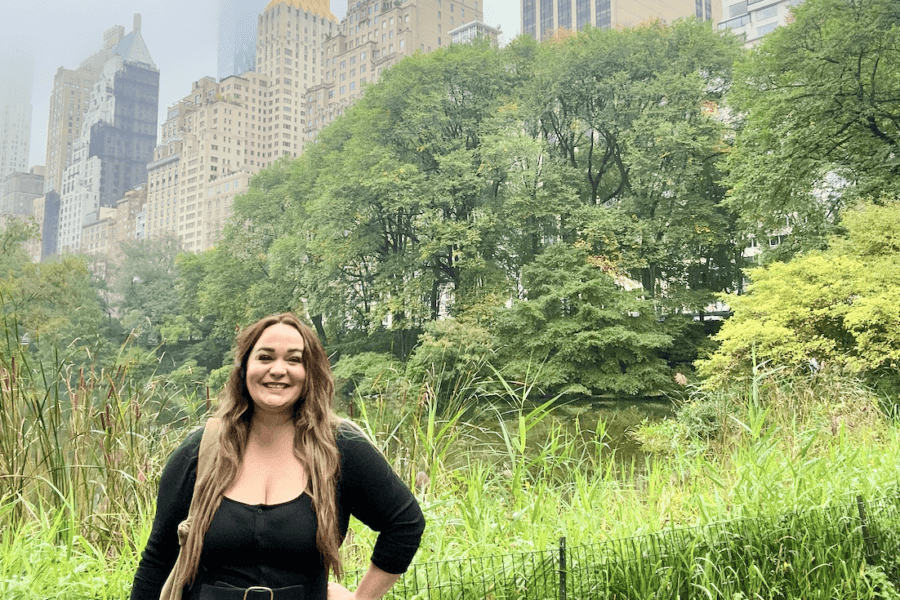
[{"left": 345, "top": 494, "right": 900, "bottom": 599}]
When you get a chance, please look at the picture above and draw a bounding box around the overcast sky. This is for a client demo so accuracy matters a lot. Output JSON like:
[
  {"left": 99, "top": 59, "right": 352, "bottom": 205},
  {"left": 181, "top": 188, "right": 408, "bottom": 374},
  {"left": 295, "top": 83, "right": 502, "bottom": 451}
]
[{"left": 1, "top": 0, "right": 521, "bottom": 169}]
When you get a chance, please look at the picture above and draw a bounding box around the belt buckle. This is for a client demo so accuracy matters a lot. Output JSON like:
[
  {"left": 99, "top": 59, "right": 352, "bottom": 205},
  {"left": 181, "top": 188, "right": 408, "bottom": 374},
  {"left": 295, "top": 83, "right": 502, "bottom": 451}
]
[{"left": 243, "top": 586, "right": 274, "bottom": 600}]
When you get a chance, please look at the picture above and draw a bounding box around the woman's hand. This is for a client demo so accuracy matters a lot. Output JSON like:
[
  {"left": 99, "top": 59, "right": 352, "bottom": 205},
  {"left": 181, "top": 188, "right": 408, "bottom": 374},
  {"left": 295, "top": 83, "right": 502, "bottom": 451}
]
[
  {"left": 329, "top": 563, "right": 400, "bottom": 600},
  {"left": 327, "top": 581, "right": 354, "bottom": 600}
]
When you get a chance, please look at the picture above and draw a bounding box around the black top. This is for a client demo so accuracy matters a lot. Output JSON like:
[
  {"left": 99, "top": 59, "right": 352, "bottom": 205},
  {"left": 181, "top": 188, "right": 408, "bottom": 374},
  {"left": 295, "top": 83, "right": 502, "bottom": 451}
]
[{"left": 130, "top": 423, "right": 425, "bottom": 600}]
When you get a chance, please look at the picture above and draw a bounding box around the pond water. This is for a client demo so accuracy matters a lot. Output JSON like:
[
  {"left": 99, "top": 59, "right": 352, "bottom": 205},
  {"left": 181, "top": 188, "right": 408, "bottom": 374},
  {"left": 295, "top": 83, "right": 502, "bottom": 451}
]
[{"left": 441, "top": 398, "right": 676, "bottom": 473}]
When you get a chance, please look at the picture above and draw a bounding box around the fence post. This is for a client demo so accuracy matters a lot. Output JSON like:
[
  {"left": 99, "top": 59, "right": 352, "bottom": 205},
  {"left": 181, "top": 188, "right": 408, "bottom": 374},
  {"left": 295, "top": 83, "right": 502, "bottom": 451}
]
[
  {"left": 558, "top": 536, "right": 567, "bottom": 600},
  {"left": 856, "top": 494, "right": 877, "bottom": 561}
]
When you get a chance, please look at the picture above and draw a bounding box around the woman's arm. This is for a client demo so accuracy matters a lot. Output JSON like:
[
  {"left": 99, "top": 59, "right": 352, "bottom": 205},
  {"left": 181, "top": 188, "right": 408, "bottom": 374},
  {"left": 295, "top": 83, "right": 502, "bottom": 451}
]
[
  {"left": 130, "top": 429, "right": 203, "bottom": 600},
  {"left": 336, "top": 423, "right": 425, "bottom": 577},
  {"left": 328, "top": 563, "right": 401, "bottom": 600}
]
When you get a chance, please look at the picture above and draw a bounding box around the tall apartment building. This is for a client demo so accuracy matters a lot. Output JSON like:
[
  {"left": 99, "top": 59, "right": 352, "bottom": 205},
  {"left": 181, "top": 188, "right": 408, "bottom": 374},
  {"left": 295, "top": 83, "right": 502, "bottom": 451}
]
[
  {"left": 255, "top": 0, "right": 339, "bottom": 164},
  {"left": 719, "top": 0, "right": 800, "bottom": 45},
  {"left": 219, "top": 0, "right": 264, "bottom": 79},
  {"left": 42, "top": 32, "right": 120, "bottom": 197},
  {"left": 0, "top": 52, "right": 33, "bottom": 182},
  {"left": 305, "top": 0, "right": 483, "bottom": 140},
  {"left": 146, "top": 72, "right": 270, "bottom": 251},
  {"left": 523, "top": 0, "right": 720, "bottom": 40},
  {"left": 44, "top": 65, "right": 103, "bottom": 195},
  {"left": 56, "top": 15, "right": 159, "bottom": 253}
]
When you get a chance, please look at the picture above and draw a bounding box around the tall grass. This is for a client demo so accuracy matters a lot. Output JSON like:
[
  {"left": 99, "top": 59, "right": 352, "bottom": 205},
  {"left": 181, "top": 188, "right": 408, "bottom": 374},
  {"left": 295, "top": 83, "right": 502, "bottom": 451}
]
[{"left": 0, "top": 322, "right": 206, "bottom": 556}]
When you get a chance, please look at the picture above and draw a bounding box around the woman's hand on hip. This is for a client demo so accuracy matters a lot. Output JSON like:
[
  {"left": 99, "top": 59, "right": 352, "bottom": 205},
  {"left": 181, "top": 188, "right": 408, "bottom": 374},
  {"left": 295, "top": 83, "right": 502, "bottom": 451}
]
[{"left": 327, "top": 581, "right": 354, "bottom": 600}]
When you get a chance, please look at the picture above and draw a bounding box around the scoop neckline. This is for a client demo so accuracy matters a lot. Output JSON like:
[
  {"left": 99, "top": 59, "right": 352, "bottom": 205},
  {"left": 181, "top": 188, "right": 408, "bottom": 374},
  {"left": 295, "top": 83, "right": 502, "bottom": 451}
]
[{"left": 222, "top": 492, "right": 309, "bottom": 509}]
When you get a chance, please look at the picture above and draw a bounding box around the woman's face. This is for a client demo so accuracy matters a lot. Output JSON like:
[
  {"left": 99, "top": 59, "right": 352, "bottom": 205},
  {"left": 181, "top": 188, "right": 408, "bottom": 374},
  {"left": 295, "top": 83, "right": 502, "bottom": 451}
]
[{"left": 245, "top": 323, "right": 307, "bottom": 417}]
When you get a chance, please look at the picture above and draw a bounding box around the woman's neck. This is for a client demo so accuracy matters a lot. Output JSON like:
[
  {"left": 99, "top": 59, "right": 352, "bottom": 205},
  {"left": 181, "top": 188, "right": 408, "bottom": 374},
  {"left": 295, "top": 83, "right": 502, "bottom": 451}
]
[{"left": 249, "top": 413, "right": 295, "bottom": 446}]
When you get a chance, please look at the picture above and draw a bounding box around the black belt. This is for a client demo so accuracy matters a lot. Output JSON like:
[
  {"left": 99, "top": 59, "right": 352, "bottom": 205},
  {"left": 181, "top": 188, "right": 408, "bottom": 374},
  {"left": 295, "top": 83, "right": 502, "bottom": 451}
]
[{"left": 198, "top": 582, "right": 305, "bottom": 600}]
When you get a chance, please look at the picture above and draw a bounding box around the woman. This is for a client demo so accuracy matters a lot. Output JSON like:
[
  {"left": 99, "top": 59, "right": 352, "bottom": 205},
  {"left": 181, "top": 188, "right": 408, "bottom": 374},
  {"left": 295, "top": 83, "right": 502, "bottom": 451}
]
[{"left": 131, "top": 313, "right": 425, "bottom": 600}]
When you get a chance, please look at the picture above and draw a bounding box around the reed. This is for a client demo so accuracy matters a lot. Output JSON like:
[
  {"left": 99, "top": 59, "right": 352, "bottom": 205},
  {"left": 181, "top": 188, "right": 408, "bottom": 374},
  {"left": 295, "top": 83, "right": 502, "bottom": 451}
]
[{"left": 0, "top": 319, "right": 205, "bottom": 555}]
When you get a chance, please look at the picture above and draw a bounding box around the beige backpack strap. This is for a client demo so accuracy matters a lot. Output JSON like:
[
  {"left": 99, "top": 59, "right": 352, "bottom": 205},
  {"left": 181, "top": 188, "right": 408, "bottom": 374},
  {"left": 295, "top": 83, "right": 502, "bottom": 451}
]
[{"left": 159, "top": 417, "right": 221, "bottom": 600}]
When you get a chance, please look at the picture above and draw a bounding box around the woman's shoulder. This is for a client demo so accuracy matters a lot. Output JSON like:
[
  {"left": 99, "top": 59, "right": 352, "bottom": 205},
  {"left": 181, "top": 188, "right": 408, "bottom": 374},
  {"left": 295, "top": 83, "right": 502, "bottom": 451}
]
[
  {"left": 334, "top": 419, "right": 382, "bottom": 461},
  {"left": 162, "top": 424, "right": 205, "bottom": 471},
  {"left": 335, "top": 418, "right": 369, "bottom": 442}
]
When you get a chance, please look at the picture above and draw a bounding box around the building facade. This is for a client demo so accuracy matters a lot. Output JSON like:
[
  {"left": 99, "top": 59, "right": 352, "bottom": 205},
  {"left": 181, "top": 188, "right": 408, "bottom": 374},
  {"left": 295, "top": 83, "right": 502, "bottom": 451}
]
[
  {"left": 219, "top": 0, "right": 264, "bottom": 79},
  {"left": 449, "top": 20, "right": 501, "bottom": 45},
  {"left": 0, "top": 52, "right": 33, "bottom": 183},
  {"left": 255, "top": 0, "right": 339, "bottom": 164},
  {"left": 42, "top": 37, "right": 117, "bottom": 197},
  {"left": 79, "top": 186, "right": 147, "bottom": 259},
  {"left": 523, "top": 0, "right": 721, "bottom": 40},
  {"left": 304, "top": 0, "right": 484, "bottom": 141},
  {"left": 56, "top": 15, "right": 159, "bottom": 253},
  {"left": 36, "top": 191, "right": 60, "bottom": 261},
  {"left": 43, "top": 65, "right": 104, "bottom": 196},
  {"left": 146, "top": 72, "right": 268, "bottom": 251},
  {"left": 1, "top": 166, "right": 45, "bottom": 217},
  {"left": 718, "top": 0, "right": 800, "bottom": 45}
]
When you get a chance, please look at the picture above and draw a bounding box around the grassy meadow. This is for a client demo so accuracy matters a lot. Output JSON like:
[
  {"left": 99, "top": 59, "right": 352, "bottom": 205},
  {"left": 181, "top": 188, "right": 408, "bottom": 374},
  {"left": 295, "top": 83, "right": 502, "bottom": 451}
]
[{"left": 3, "top": 333, "right": 900, "bottom": 599}]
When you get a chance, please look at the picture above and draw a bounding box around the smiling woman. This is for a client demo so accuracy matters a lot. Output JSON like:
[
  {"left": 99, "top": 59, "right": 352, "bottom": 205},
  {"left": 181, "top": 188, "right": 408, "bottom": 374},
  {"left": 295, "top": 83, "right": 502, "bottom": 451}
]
[{"left": 130, "top": 313, "right": 425, "bottom": 600}]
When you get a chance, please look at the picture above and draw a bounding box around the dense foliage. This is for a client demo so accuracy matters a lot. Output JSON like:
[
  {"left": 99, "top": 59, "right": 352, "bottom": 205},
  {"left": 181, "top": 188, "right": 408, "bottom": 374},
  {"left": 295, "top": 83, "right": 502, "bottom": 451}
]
[
  {"left": 727, "top": 0, "right": 900, "bottom": 254},
  {"left": 699, "top": 199, "right": 900, "bottom": 394},
  {"left": 3, "top": 0, "right": 899, "bottom": 401}
]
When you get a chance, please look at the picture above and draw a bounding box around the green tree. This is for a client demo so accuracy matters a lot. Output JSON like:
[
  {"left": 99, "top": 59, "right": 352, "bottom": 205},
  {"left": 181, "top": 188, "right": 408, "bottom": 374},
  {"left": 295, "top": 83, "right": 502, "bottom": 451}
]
[
  {"left": 0, "top": 221, "right": 109, "bottom": 362},
  {"left": 727, "top": 0, "right": 900, "bottom": 253},
  {"left": 530, "top": 19, "right": 744, "bottom": 308},
  {"left": 115, "top": 235, "right": 183, "bottom": 348},
  {"left": 263, "top": 40, "right": 534, "bottom": 357},
  {"left": 191, "top": 158, "right": 301, "bottom": 344},
  {"left": 492, "top": 243, "right": 673, "bottom": 398},
  {"left": 698, "top": 199, "right": 900, "bottom": 392}
]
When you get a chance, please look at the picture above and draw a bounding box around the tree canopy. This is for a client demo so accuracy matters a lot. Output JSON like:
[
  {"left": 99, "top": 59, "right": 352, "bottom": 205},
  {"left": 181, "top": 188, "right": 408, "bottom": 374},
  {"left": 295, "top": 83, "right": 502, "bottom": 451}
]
[{"left": 726, "top": 0, "right": 900, "bottom": 253}]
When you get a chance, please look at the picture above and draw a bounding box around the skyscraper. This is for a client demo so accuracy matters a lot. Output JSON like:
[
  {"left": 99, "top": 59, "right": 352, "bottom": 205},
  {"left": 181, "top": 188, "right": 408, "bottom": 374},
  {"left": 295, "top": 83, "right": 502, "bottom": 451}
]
[
  {"left": 255, "top": 0, "right": 339, "bottom": 164},
  {"left": 146, "top": 72, "right": 270, "bottom": 251},
  {"left": 219, "top": 0, "right": 265, "bottom": 79},
  {"left": 0, "top": 49, "right": 33, "bottom": 182},
  {"left": 522, "top": 0, "right": 721, "bottom": 40},
  {"left": 56, "top": 15, "right": 159, "bottom": 253}
]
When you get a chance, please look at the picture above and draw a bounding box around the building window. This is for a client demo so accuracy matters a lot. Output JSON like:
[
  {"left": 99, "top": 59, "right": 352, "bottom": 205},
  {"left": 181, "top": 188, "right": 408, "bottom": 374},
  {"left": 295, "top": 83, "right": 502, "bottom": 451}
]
[
  {"left": 576, "top": 0, "right": 590, "bottom": 29},
  {"left": 523, "top": 0, "right": 536, "bottom": 37},
  {"left": 558, "top": 0, "right": 571, "bottom": 30}
]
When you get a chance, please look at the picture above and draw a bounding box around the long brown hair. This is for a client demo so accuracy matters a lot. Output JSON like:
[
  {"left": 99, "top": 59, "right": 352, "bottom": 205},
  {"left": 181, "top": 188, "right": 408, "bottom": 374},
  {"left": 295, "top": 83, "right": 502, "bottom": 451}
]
[{"left": 177, "top": 313, "right": 343, "bottom": 591}]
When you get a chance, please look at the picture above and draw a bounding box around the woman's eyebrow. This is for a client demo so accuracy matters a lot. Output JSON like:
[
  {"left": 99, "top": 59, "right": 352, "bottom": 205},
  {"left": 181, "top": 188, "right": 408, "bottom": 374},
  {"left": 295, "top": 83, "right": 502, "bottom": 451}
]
[{"left": 254, "top": 346, "right": 304, "bottom": 353}]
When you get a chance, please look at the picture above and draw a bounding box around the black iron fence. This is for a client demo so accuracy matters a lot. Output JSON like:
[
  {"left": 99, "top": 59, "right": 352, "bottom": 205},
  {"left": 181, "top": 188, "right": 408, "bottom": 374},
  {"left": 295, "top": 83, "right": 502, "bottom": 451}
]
[{"left": 345, "top": 494, "right": 900, "bottom": 599}]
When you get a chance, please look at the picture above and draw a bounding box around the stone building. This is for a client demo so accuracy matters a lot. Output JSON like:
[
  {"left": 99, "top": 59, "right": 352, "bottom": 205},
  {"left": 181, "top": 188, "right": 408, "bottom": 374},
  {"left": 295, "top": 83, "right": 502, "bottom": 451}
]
[
  {"left": 1, "top": 166, "right": 45, "bottom": 218},
  {"left": 147, "top": 73, "right": 268, "bottom": 251},
  {"left": 304, "top": 0, "right": 484, "bottom": 141},
  {"left": 255, "top": 0, "right": 339, "bottom": 163},
  {"left": 718, "top": 0, "right": 800, "bottom": 46}
]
